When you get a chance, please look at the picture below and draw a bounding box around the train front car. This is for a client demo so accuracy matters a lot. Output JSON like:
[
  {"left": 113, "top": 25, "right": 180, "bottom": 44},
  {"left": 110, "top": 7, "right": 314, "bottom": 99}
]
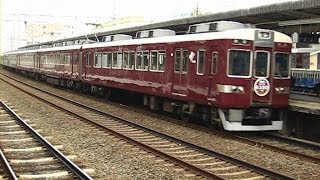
[{"left": 214, "top": 28, "right": 292, "bottom": 131}]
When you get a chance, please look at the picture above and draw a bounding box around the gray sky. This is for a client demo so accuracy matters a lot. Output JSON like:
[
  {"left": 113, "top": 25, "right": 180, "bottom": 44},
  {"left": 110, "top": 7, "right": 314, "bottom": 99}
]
[{"left": 1, "top": 0, "right": 297, "bottom": 53}]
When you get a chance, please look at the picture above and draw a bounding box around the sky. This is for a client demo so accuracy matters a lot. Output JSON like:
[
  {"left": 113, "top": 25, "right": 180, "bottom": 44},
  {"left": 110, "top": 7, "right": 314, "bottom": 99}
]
[{"left": 1, "top": 0, "right": 298, "bottom": 53}]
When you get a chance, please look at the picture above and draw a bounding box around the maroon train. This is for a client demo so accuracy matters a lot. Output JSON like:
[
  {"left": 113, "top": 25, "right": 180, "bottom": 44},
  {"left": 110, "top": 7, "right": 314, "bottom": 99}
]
[{"left": 2, "top": 21, "right": 292, "bottom": 131}]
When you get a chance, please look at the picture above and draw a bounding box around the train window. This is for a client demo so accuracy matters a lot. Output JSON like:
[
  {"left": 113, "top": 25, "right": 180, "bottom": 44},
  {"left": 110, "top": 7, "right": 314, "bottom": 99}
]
[
  {"left": 228, "top": 50, "right": 251, "bottom": 77},
  {"left": 107, "top": 52, "right": 112, "bottom": 68},
  {"left": 123, "top": 51, "right": 135, "bottom": 70},
  {"left": 197, "top": 50, "right": 205, "bottom": 75},
  {"left": 56, "top": 54, "right": 61, "bottom": 65},
  {"left": 274, "top": 53, "right": 290, "bottom": 78},
  {"left": 65, "top": 54, "right": 71, "bottom": 65},
  {"left": 72, "top": 53, "right": 78, "bottom": 65},
  {"left": 174, "top": 49, "right": 188, "bottom": 73},
  {"left": 150, "top": 51, "right": 166, "bottom": 72},
  {"left": 112, "top": 52, "right": 122, "bottom": 69},
  {"left": 136, "top": 51, "right": 149, "bottom": 70},
  {"left": 211, "top": 52, "right": 218, "bottom": 75},
  {"left": 255, "top": 51, "right": 269, "bottom": 77},
  {"left": 182, "top": 50, "right": 188, "bottom": 72},
  {"left": 94, "top": 53, "right": 102, "bottom": 68},
  {"left": 174, "top": 50, "right": 181, "bottom": 72},
  {"left": 101, "top": 53, "right": 108, "bottom": 68},
  {"left": 86, "top": 53, "right": 90, "bottom": 67},
  {"left": 158, "top": 51, "right": 166, "bottom": 71}
]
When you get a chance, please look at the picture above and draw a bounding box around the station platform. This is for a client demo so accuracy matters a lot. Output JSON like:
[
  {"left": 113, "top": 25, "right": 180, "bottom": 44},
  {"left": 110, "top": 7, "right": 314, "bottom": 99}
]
[
  {"left": 289, "top": 94, "right": 320, "bottom": 115},
  {"left": 285, "top": 94, "right": 320, "bottom": 137}
]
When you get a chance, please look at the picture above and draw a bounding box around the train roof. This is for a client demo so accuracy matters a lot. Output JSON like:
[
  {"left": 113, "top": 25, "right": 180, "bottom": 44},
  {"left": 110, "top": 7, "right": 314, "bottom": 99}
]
[{"left": 4, "top": 28, "right": 291, "bottom": 55}]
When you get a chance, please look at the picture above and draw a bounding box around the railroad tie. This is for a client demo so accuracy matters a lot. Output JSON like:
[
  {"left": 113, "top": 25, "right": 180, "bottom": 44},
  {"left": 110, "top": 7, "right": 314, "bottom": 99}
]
[
  {"left": 19, "top": 171, "right": 70, "bottom": 179},
  {"left": 10, "top": 155, "right": 77, "bottom": 164}
]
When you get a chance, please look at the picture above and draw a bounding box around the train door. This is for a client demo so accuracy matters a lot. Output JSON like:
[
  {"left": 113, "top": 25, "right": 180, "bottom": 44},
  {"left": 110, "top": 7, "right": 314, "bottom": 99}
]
[
  {"left": 72, "top": 52, "right": 79, "bottom": 77},
  {"left": 172, "top": 48, "right": 189, "bottom": 96},
  {"left": 78, "top": 52, "right": 83, "bottom": 79},
  {"left": 251, "top": 48, "right": 272, "bottom": 104},
  {"left": 35, "top": 53, "right": 40, "bottom": 70}
]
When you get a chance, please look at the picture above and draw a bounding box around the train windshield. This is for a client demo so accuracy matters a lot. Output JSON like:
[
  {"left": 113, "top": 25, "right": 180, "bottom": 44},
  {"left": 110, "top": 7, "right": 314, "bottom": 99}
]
[
  {"left": 274, "top": 53, "right": 290, "bottom": 78},
  {"left": 228, "top": 50, "right": 251, "bottom": 76},
  {"left": 255, "top": 51, "right": 269, "bottom": 77}
]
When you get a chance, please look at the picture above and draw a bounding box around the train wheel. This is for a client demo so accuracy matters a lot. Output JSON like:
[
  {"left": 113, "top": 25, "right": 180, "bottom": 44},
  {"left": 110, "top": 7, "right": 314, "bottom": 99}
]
[
  {"left": 180, "top": 111, "right": 190, "bottom": 122},
  {"left": 179, "top": 106, "right": 190, "bottom": 122}
]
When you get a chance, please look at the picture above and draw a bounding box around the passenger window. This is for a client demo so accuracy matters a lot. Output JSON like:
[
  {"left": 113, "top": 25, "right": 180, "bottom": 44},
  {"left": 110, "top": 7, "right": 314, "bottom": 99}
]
[
  {"left": 136, "top": 51, "right": 149, "bottom": 70},
  {"left": 64, "top": 54, "right": 70, "bottom": 65},
  {"left": 86, "top": 53, "right": 90, "bottom": 67},
  {"left": 197, "top": 50, "right": 205, "bottom": 75},
  {"left": 150, "top": 51, "right": 166, "bottom": 71},
  {"left": 129, "top": 52, "right": 135, "bottom": 69},
  {"left": 174, "top": 49, "right": 188, "bottom": 73},
  {"left": 211, "top": 52, "right": 218, "bottom": 75},
  {"left": 107, "top": 52, "right": 112, "bottom": 68},
  {"left": 112, "top": 52, "right": 117, "bottom": 68},
  {"left": 158, "top": 51, "right": 166, "bottom": 71},
  {"left": 111, "top": 52, "right": 122, "bottom": 69},
  {"left": 102, "top": 53, "right": 108, "bottom": 68},
  {"left": 94, "top": 53, "right": 102, "bottom": 68},
  {"left": 123, "top": 51, "right": 135, "bottom": 69}
]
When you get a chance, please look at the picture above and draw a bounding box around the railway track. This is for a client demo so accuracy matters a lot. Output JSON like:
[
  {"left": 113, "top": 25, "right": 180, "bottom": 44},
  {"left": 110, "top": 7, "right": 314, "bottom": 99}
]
[
  {"left": 0, "top": 72, "right": 293, "bottom": 179},
  {"left": 0, "top": 100, "right": 94, "bottom": 179},
  {"left": 233, "top": 132, "right": 320, "bottom": 164}
]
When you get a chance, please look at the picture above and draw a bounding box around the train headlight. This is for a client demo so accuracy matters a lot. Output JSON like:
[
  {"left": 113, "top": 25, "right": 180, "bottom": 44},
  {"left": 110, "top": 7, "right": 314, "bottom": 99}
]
[
  {"left": 232, "top": 39, "right": 249, "bottom": 45},
  {"left": 275, "top": 87, "right": 289, "bottom": 94}
]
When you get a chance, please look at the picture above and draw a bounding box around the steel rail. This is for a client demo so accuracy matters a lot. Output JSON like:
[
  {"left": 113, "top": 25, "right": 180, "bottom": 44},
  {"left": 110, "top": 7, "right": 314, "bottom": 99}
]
[
  {"left": 263, "top": 132, "right": 320, "bottom": 149},
  {"left": 0, "top": 73, "right": 294, "bottom": 180},
  {"left": 0, "top": 100, "right": 93, "bottom": 180},
  {"left": 0, "top": 149, "right": 18, "bottom": 180},
  {"left": 232, "top": 133, "right": 320, "bottom": 164}
]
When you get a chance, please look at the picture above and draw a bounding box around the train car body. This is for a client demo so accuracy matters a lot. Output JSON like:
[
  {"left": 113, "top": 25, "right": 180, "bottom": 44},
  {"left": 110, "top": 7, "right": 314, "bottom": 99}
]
[{"left": 1, "top": 21, "right": 292, "bottom": 131}]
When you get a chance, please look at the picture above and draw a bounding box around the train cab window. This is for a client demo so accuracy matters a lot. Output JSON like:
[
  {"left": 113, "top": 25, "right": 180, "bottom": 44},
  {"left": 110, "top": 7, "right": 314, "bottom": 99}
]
[
  {"left": 94, "top": 52, "right": 102, "bottom": 68},
  {"left": 112, "top": 52, "right": 122, "bottom": 69},
  {"left": 197, "top": 50, "right": 205, "bottom": 75},
  {"left": 255, "top": 51, "right": 269, "bottom": 77},
  {"left": 211, "top": 52, "right": 218, "bottom": 75},
  {"left": 150, "top": 51, "right": 166, "bottom": 72},
  {"left": 136, "top": 51, "right": 149, "bottom": 70},
  {"left": 228, "top": 50, "right": 251, "bottom": 77},
  {"left": 274, "top": 53, "right": 290, "bottom": 78},
  {"left": 123, "top": 51, "right": 135, "bottom": 70}
]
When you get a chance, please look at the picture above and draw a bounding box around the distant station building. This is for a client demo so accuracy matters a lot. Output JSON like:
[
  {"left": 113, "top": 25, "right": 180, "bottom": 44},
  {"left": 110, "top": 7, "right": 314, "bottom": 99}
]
[{"left": 25, "top": 23, "right": 86, "bottom": 45}]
